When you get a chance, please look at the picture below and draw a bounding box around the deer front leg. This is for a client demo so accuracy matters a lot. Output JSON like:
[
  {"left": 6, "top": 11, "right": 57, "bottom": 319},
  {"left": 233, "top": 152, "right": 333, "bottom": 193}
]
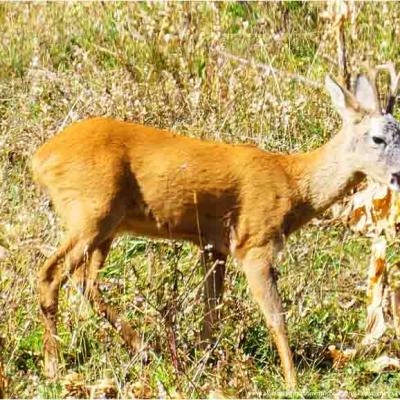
[
  {"left": 201, "top": 250, "right": 227, "bottom": 345},
  {"left": 241, "top": 246, "right": 297, "bottom": 389}
]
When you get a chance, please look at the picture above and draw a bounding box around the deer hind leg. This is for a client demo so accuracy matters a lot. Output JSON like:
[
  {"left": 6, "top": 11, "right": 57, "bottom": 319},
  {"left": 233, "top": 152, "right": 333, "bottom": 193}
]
[
  {"left": 82, "top": 240, "right": 142, "bottom": 353},
  {"left": 38, "top": 235, "right": 98, "bottom": 378},
  {"left": 240, "top": 246, "right": 297, "bottom": 389},
  {"left": 201, "top": 250, "right": 227, "bottom": 346},
  {"left": 38, "top": 202, "right": 125, "bottom": 378}
]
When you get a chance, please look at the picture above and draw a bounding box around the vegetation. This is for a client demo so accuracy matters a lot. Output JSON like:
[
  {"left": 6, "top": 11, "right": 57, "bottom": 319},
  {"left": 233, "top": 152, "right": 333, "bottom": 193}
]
[{"left": 1, "top": 2, "right": 400, "bottom": 398}]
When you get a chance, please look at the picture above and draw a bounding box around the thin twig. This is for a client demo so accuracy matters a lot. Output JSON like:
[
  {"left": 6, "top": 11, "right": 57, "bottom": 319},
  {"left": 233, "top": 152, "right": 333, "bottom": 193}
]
[
  {"left": 377, "top": 63, "right": 400, "bottom": 114},
  {"left": 321, "top": 54, "right": 338, "bottom": 67},
  {"left": 216, "top": 49, "right": 322, "bottom": 89},
  {"left": 336, "top": 17, "right": 350, "bottom": 89},
  {"left": 177, "top": 257, "right": 220, "bottom": 308}
]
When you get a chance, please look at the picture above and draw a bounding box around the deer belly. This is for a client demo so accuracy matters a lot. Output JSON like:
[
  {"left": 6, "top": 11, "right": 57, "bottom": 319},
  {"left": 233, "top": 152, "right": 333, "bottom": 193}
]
[
  {"left": 118, "top": 211, "right": 201, "bottom": 242},
  {"left": 118, "top": 210, "right": 227, "bottom": 249}
]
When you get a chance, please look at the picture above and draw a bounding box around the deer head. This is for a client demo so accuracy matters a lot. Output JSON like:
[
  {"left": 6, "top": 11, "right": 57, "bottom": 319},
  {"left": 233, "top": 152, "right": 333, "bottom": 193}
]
[{"left": 325, "top": 64, "right": 400, "bottom": 191}]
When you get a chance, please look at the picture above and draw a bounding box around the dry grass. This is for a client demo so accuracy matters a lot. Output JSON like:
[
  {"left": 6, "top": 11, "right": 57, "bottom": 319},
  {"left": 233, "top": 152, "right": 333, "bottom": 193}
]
[{"left": 1, "top": 2, "right": 400, "bottom": 398}]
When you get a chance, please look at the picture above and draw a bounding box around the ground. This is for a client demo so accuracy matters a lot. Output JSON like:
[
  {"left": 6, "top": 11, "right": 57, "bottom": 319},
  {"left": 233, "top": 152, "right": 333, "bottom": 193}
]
[{"left": 1, "top": 2, "right": 400, "bottom": 398}]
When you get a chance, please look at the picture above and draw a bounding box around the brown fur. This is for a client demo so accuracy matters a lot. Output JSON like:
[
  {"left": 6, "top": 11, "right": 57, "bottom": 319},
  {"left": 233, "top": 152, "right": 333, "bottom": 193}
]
[
  {"left": 33, "top": 118, "right": 360, "bottom": 254},
  {"left": 32, "top": 115, "right": 365, "bottom": 387}
]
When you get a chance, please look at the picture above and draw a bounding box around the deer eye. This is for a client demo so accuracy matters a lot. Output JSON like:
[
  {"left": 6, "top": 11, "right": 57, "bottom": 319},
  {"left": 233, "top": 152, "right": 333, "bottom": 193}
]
[{"left": 372, "top": 136, "right": 386, "bottom": 146}]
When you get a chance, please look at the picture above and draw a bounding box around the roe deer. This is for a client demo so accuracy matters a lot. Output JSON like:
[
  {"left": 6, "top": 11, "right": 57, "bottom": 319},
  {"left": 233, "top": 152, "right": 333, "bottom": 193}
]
[{"left": 32, "top": 67, "right": 400, "bottom": 387}]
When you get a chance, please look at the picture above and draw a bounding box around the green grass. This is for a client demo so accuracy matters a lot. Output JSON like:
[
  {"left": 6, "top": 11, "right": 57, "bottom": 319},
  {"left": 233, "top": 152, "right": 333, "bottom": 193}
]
[{"left": 1, "top": 2, "right": 400, "bottom": 398}]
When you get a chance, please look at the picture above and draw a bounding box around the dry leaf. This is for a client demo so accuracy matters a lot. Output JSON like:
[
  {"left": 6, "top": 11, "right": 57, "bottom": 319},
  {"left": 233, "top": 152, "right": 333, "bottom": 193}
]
[
  {"left": 344, "top": 183, "right": 391, "bottom": 235},
  {"left": 61, "top": 372, "right": 90, "bottom": 399},
  {"left": 0, "top": 362, "right": 6, "bottom": 399},
  {"left": 209, "top": 388, "right": 233, "bottom": 399},
  {"left": 0, "top": 246, "right": 8, "bottom": 262},
  {"left": 343, "top": 181, "right": 400, "bottom": 343},
  {"left": 366, "top": 355, "right": 400, "bottom": 373},
  {"left": 334, "top": 389, "right": 350, "bottom": 400},
  {"left": 372, "top": 190, "right": 392, "bottom": 222},
  {"left": 168, "top": 390, "right": 186, "bottom": 399},
  {"left": 364, "top": 307, "right": 385, "bottom": 346},
  {"left": 124, "top": 381, "right": 153, "bottom": 399},
  {"left": 327, "top": 345, "right": 356, "bottom": 369},
  {"left": 391, "top": 288, "right": 400, "bottom": 337},
  {"left": 89, "top": 377, "right": 117, "bottom": 399},
  {"left": 363, "top": 237, "right": 387, "bottom": 345},
  {"left": 338, "top": 298, "right": 357, "bottom": 309}
]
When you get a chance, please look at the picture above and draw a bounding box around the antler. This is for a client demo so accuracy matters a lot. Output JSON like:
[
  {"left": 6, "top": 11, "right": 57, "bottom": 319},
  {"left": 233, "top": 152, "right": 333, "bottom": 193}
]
[{"left": 376, "top": 62, "right": 400, "bottom": 115}]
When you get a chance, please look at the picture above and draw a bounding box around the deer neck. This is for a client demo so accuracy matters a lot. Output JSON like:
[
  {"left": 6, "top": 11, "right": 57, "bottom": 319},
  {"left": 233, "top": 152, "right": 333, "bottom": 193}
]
[{"left": 290, "top": 127, "right": 364, "bottom": 215}]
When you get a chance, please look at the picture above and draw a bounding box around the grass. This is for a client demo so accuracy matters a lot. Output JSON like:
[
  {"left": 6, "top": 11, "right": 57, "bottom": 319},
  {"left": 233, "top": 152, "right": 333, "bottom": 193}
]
[{"left": 1, "top": 2, "right": 400, "bottom": 398}]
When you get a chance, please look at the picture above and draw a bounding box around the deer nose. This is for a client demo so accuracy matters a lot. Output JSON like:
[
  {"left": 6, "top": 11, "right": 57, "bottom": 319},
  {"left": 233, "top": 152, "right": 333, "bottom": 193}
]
[{"left": 391, "top": 172, "right": 400, "bottom": 187}]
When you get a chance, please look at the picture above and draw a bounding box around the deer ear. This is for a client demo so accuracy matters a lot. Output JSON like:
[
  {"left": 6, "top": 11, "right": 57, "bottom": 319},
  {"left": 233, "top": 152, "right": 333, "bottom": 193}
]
[
  {"left": 354, "top": 74, "right": 379, "bottom": 113},
  {"left": 325, "top": 75, "right": 359, "bottom": 121}
]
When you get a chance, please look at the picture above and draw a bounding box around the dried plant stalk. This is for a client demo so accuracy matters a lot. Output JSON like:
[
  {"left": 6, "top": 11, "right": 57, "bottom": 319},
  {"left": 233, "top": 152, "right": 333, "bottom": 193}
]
[
  {"left": 363, "top": 237, "right": 387, "bottom": 345},
  {"left": 0, "top": 362, "right": 5, "bottom": 399},
  {"left": 391, "top": 287, "right": 400, "bottom": 337}
]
